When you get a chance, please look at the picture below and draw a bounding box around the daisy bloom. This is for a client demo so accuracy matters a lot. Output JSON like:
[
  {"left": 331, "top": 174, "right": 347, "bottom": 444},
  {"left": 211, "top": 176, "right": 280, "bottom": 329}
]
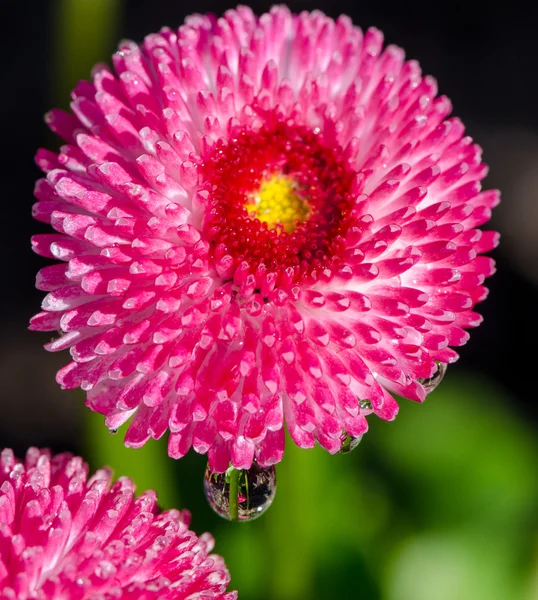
[
  {"left": 31, "top": 6, "right": 499, "bottom": 472},
  {"left": 0, "top": 447, "right": 237, "bottom": 599}
]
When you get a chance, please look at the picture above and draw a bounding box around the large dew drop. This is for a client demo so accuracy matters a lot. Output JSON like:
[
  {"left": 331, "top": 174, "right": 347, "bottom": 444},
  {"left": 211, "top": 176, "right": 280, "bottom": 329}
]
[
  {"left": 204, "top": 461, "right": 276, "bottom": 522},
  {"left": 418, "top": 361, "right": 447, "bottom": 394}
]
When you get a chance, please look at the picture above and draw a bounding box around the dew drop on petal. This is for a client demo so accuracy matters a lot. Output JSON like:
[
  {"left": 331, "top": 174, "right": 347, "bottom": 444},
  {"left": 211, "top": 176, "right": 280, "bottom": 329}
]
[
  {"left": 203, "top": 461, "right": 276, "bottom": 522},
  {"left": 359, "top": 399, "right": 373, "bottom": 413},
  {"left": 338, "top": 433, "right": 363, "bottom": 454},
  {"left": 109, "top": 428, "right": 118, "bottom": 435},
  {"left": 418, "top": 360, "right": 447, "bottom": 393}
]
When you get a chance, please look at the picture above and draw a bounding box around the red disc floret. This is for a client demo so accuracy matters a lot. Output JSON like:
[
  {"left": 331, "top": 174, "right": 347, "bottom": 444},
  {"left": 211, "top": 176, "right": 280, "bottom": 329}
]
[{"left": 201, "top": 116, "right": 357, "bottom": 285}]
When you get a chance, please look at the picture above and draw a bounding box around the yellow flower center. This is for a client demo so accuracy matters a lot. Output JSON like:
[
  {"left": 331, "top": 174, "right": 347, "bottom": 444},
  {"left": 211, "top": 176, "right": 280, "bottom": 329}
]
[{"left": 244, "top": 175, "right": 311, "bottom": 234}]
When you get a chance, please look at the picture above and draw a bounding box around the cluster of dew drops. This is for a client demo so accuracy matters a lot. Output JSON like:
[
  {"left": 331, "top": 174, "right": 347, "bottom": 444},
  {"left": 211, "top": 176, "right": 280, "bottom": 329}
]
[
  {"left": 106, "top": 354, "right": 445, "bottom": 521},
  {"left": 200, "top": 363, "right": 445, "bottom": 522}
]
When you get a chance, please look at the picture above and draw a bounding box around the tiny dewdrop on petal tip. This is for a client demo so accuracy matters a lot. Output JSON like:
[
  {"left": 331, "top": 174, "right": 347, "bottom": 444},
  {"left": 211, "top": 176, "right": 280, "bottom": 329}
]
[
  {"left": 31, "top": 6, "right": 499, "bottom": 494},
  {"left": 338, "top": 400, "right": 371, "bottom": 453},
  {"left": 417, "top": 359, "right": 447, "bottom": 393},
  {"left": 338, "top": 433, "right": 363, "bottom": 454},
  {"left": 0, "top": 447, "right": 237, "bottom": 599}
]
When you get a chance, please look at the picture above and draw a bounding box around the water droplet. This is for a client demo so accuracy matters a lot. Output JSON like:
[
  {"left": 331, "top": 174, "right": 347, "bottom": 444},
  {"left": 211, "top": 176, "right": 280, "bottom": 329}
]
[
  {"left": 338, "top": 433, "right": 363, "bottom": 454},
  {"left": 109, "top": 428, "right": 118, "bottom": 435},
  {"left": 204, "top": 461, "right": 276, "bottom": 522},
  {"left": 418, "top": 361, "right": 447, "bottom": 393},
  {"left": 359, "top": 399, "right": 372, "bottom": 412}
]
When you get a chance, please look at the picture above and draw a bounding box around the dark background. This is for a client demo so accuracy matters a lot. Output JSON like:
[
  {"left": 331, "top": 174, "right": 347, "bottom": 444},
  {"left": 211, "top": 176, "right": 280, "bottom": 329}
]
[{"left": 1, "top": 2, "right": 537, "bottom": 599}]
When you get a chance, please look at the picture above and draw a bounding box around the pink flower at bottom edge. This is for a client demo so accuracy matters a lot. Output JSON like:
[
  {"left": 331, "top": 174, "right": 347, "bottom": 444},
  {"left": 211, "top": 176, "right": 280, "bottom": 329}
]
[
  {"left": 31, "top": 5, "right": 499, "bottom": 472},
  {"left": 0, "top": 447, "right": 237, "bottom": 600}
]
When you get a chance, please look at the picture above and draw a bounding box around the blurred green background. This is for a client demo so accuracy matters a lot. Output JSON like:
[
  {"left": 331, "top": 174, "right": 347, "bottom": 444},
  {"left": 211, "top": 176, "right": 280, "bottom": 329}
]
[{"left": 2, "top": 0, "right": 538, "bottom": 598}]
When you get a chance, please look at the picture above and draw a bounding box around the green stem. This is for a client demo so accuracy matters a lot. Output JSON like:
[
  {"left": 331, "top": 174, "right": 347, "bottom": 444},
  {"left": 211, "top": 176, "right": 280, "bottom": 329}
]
[
  {"left": 53, "top": 0, "right": 124, "bottom": 108},
  {"left": 228, "top": 467, "right": 240, "bottom": 521}
]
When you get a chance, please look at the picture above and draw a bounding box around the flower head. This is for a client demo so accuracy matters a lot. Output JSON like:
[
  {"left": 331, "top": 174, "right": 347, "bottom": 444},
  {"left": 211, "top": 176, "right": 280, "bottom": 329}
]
[
  {"left": 31, "top": 6, "right": 499, "bottom": 471},
  {"left": 0, "top": 447, "right": 237, "bottom": 599}
]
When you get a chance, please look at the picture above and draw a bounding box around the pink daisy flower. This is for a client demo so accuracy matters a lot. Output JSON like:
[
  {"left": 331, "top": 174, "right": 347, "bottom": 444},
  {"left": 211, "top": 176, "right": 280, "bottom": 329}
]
[
  {"left": 0, "top": 447, "right": 237, "bottom": 599},
  {"left": 31, "top": 6, "right": 499, "bottom": 472}
]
